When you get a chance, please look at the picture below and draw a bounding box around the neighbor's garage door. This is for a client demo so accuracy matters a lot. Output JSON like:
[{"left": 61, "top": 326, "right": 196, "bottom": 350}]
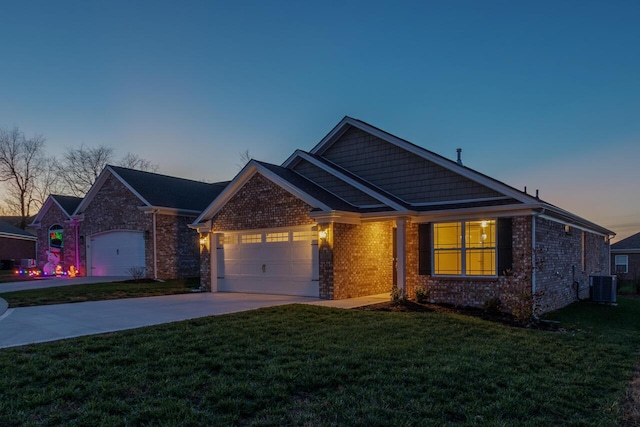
[
  {"left": 218, "top": 227, "right": 318, "bottom": 297},
  {"left": 89, "top": 231, "right": 145, "bottom": 276}
]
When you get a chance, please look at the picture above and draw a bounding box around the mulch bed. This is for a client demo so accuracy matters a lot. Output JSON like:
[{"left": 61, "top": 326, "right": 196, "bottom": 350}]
[{"left": 356, "top": 301, "right": 560, "bottom": 331}]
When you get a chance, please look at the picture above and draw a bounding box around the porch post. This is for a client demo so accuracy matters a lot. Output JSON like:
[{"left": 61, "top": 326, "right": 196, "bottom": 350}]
[
  {"left": 396, "top": 218, "right": 407, "bottom": 296},
  {"left": 210, "top": 233, "right": 221, "bottom": 292}
]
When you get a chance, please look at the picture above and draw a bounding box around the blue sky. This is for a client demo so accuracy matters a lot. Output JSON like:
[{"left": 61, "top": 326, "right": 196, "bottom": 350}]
[{"left": 1, "top": 1, "right": 638, "bottom": 239}]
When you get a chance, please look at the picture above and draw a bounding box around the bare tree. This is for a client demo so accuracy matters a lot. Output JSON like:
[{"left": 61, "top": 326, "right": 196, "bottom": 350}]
[
  {"left": 59, "top": 144, "right": 160, "bottom": 196},
  {"left": 0, "top": 126, "right": 47, "bottom": 228},
  {"left": 119, "top": 152, "right": 159, "bottom": 172},
  {"left": 59, "top": 144, "right": 114, "bottom": 197},
  {"left": 32, "top": 158, "right": 66, "bottom": 208},
  {"left": 236, "top": 149, "right": 251, "bottom": 170}
]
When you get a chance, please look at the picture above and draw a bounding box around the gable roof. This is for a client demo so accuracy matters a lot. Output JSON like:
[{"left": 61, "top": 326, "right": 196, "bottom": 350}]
[
  {"left": 612, "top": 232, "right": 640, "bottom": 251},
  {"left": 52, "top": 195, "right": 83, "bottom": 216},
  {"left": 286, "top": 116, "right": 536, "bottom": 206},
  {"left": 29, "top": 194, "right": 83, "bottom": 226},
  {"left": 0, "top": 220, "right": 37, "bottom": 241},
  {"left": 75, "top": 165, "right": 229, "bottom": 215},
  {"left": 195, "top": 116, "right": 614, "bottom": 236}
]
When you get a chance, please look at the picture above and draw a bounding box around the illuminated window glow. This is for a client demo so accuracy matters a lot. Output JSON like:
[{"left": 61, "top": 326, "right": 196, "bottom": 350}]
[
  {"left": 266, "top": 232, "right": 289, "bottom": 242},
  {"left": 293, "top": 230, "right": 316, "bottom": 241},
  {"left": 433, "top": 220, "right": 496, "bottom": 276},
  {"left": 240, "top": 233, "right": 262, "bottom": 244}
]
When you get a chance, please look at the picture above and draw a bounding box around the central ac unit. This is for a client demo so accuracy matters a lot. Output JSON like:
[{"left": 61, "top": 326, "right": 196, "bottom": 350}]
[{"left": 590, "top": 275, "right": 617, "bottom": 303}]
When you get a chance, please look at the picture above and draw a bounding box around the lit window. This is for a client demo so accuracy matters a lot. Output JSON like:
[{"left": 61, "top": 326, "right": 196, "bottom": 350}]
[
  {"left": 220, "top": 234, "right": 237, "bottom": 245},
  {"left": 433, "top": 222, "right": 462, "bottom": 275},
  {"left": 433, "top": 220, "right": 496, "bottom": 276},
  {"left": 292, "top": 230, "right": 316, "bottom": 241},
  {"left": 266, "top": 232, "right": 289, "bottom": 242},
  {"left": 240, "top": 233, "right": 262, "bottom": 244},
  {"left": 615, "top": 255, "right": 628, "bottom": 274}
]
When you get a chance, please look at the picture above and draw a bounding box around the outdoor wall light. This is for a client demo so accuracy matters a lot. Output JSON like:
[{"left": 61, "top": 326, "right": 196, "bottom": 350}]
[
  {"left": 199, "top": 236, "right": 207, "bottom": 246},
  {"left": 318, "top": 230, "right": 328, "bottom": 240}
]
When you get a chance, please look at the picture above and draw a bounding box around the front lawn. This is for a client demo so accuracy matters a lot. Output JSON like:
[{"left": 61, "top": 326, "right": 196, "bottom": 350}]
[
  {"left": 0, "top": 270, "right": 34, "bottom": 283},
  {"left": 1, "top": 298, "right": 639, "bottom": 426},
  {"left": 0, "top": 278, "right": 200, "bottom": 307}
]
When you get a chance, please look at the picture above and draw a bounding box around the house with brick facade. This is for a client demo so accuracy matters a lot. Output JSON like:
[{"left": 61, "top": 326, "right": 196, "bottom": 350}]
[
  {"left": 0, "top": 220, "right": 37, "bottom": 269},
  {"left": 30, "top": 166, "right": 228, "bottom": 279},
  {"left": 611, "top": 232, "right": 640, "bottom": 282},
  {"left": 191, "top": 116, "right": 614, "bottom": 314},
  {"left": 29, "top": 195, "right": 83, "bottom": 275}
]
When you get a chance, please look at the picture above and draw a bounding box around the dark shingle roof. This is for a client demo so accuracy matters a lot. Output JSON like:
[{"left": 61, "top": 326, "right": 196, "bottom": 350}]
[
  {"left": 612, "top": 232, "right": 640, "bottom": 250},
  {"left": 257, "top": 161, "right": 369, "bottom": 213},
  {"left": 109, "top": 166, "right": 229, "bottom": 212},
  {"left": 0, "top": 220, "right": 36, "bottom": 239},
  {"left": 51, "top": 195, "right": 83, "bottom": 216}
]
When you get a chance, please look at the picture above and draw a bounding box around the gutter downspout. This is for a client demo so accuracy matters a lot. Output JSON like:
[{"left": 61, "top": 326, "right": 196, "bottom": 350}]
[
  {"left": 531, "top": 208, "right": 546, "bottom": 295},
  {"left": 153, "top": 209, "right": 158, "bottom": 280}
]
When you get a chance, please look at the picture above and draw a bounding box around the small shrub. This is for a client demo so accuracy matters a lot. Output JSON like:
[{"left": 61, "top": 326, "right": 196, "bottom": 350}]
[
  {"left": 415, "top": 286, "right": 430, "bottom": 304},
  {"left": 126, "top": 266, "right": 146, "bottom": 283},
  {"left": 390, "top": 284, "right": 406, "bottom": 306},
  {"left": 483, "top": 297, "right": 502, "bottom": 315}
]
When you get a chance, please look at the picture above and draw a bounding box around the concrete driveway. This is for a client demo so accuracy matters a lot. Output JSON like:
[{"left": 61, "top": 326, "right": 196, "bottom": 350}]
[{"left": 0, "top": 292, "right": 321, "bottom": 349}]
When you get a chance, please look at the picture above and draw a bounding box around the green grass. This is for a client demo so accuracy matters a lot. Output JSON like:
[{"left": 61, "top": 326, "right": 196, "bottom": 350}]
[
  {"left": 0, "top": 278, "right": 200, "bottom": 307},
  {"left": 1, "top": 298, "right": 639, "bottom": 426},
  {"left": 0, "top": 269, "right": 34, "bottom": 283}
]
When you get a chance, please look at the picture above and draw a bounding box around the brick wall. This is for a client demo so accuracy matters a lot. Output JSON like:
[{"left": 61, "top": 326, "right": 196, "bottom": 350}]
[
  {"left": 210, "top": 173, "right": 316, "bottom": 231},
  {"left": 408, "top": 216, "right": 532, "bottom": 313},
  {"left": 331, "top": 221, "right": 394, "bottom": 299},
  {"left": 534, "top": 217, "right": 608, "bottom": 312},
  {"left": 34, "top": 202, "right": 78, "bottom": 273},
  {"left": 79, "top": 174, "right": 199, "bottom": 279},
  {"left": 199, "top": 234, "right": 212, "bottom": 291}
]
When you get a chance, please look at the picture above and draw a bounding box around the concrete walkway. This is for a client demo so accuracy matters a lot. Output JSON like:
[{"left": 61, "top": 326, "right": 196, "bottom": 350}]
[{"left": 0, "top": 292, "right": 389, "bottom": 349}]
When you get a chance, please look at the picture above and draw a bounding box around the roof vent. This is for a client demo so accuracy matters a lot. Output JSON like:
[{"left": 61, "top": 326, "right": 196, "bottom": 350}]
[{"left": 456, "top": 148, "right": 463, "bottom": 166}]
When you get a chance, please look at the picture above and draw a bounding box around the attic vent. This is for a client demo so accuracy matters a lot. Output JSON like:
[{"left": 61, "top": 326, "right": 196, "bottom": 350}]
[{"left": 590, "top": 275, "right": 617, "bottom": 303}]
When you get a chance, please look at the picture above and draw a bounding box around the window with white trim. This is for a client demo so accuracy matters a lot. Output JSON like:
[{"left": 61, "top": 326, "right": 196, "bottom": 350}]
[
  {"left": 240, "top": 233, "right": 262, "bottom": 244},
  {"left": 266, "top": 232, "right": 289, "bottom": 243},
  {"left": 615, "top": 255, "right": 629, "bottom": 274},
  {"left": 433, "top": 220, "right": 496, "bottom": 276}
]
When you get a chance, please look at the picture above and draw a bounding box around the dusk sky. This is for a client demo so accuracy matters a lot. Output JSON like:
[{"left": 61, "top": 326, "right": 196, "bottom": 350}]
[{"left": 1, "top": 1, "right": 638, "bottom": 240}]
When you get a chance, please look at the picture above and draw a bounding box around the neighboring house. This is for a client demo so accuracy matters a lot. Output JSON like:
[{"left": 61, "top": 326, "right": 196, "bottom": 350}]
[
  {"left": 0, "top": 220, "right": 37, "bottom": 269},
  {"left": 29, "top": 195, "right": 83, "bottom": 275},
  {"left": 611, "top": 232, "right": 640, "bottom": 281},
  {"left": 191, "top": 116, "right": 613, "bottom": 314},
  {"left": 30, "top": 166, "right": 228, "bottom": 279}
]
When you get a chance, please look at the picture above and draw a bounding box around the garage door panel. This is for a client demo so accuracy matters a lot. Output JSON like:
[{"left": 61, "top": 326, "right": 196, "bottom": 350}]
[
  {"left": 219, "top": 228, "right": 318, "bottom": 297},
  {"left": 219, "top": 277, "right": 319, "bottom": 297},
  {"left": 90, "top": 231, "right": 145, "bottom": 277}
]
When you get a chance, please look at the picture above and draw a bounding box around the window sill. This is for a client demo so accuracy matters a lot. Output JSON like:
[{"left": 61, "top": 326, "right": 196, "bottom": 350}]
[{"left": 428, "top": 275, "right": 499, "bottom": 281}]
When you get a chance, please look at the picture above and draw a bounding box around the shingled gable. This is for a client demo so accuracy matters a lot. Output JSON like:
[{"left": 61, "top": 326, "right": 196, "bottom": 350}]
[
  {"left": 278, "top": 116, "right": 613, "bottom": 235},
  {"left": 30, "top": 194, "right": 83, "bottom": 226},
  {"left": 191, "top": 160, "right": 344, "bottom": 230},
  {"left": 284, "top": 116, "right": 533, "bottom": 207},
  {"left": 74, "top": 165, "right": 229, "bottom": 215},
  {"left": 612, "top": 232, "right": 640, "bottom": 253}
]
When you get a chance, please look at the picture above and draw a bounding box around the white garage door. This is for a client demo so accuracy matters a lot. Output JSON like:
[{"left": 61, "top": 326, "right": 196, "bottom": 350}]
[
  {"left": 217, "top": 227, "right": 319, "bottom": 297},
  {"left": 89, "top": 231, "right": 145, "bottom": 276}
]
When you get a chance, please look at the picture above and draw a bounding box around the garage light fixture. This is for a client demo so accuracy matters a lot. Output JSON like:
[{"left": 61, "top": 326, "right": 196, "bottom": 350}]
[
  {"left": 318, "top": 229, "right": 328, "bottom": 240},
  {"left": 199, "top": 236, "right": 207, "bottom": 246}
]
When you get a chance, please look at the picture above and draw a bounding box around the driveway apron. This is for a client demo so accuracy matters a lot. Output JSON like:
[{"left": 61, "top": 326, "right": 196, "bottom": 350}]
[{"left": 0, "top": 293, "right": 317, "bottom": 349}]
